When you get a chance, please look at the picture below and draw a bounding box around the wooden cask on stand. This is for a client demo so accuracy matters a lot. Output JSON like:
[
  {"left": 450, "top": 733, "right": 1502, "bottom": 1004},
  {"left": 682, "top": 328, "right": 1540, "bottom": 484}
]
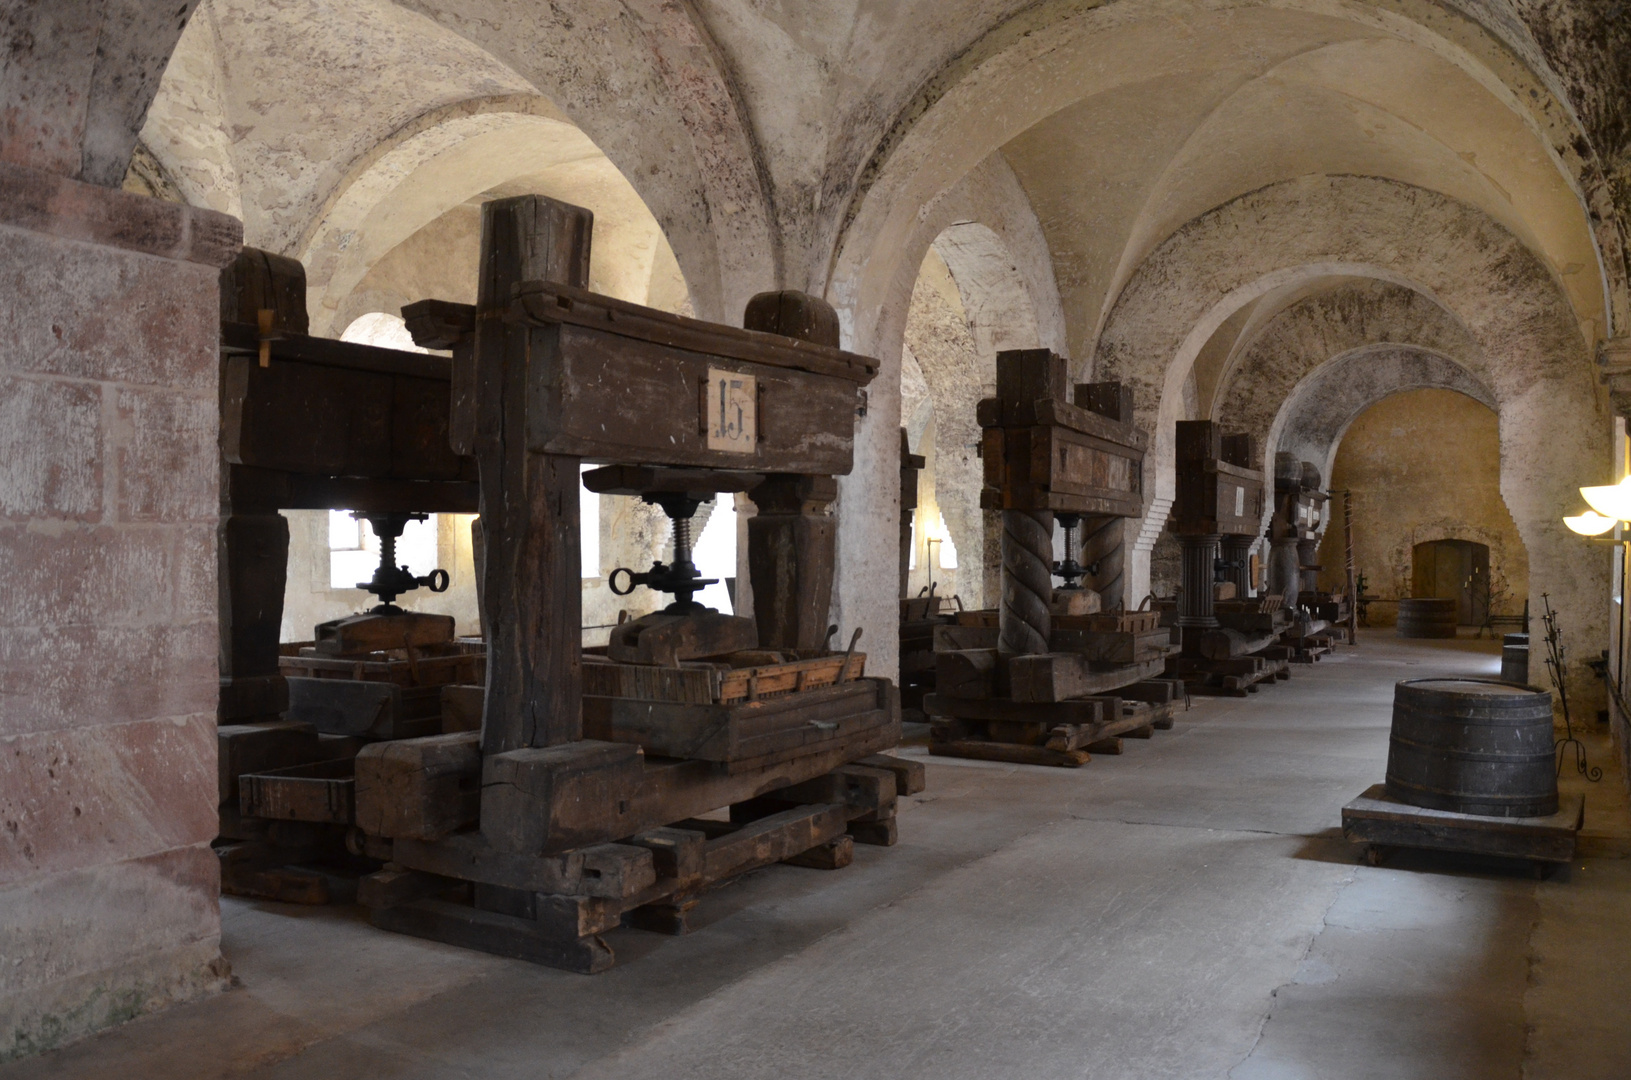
[{"left": 1385, "top": 678, "right": 1557, "bottom": 818}]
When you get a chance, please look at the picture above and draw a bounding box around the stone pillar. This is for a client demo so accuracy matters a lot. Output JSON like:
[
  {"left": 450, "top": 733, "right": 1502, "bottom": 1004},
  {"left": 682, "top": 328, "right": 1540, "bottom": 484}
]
[
  {"left": 1178, "top": 534, "right": 1222, "bottom": 654},
  {"left": 1219, "top": 536, "right": 1255, "bottom": 598},
  {"left": 0, "top": 162, "right": 241, "bottom": 1056}
]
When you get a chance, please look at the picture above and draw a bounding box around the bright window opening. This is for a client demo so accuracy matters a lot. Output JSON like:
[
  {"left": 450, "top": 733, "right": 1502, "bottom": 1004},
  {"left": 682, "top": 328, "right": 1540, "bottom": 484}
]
[
  {"left": 328, "top": 510, "right": 438, "bottom": 591},
  {"left": 581, "top": 466, "right": 600, "bottom": 578},
  {"left": 340, "top": 312, "right": 427, "bottom": 353},
  {"left": 691, "top": 497, "right": 737, "bottom": 615}
]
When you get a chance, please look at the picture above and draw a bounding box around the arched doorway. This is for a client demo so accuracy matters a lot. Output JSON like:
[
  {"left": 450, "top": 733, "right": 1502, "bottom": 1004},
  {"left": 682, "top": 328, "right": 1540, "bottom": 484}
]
[{"left": 1412, "top": 539, "right": 1491, "bottom": 627}]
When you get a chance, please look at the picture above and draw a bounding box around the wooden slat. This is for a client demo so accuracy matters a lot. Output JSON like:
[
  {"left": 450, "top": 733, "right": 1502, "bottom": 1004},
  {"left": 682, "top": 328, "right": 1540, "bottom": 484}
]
[
  {"left": 515, "top": 281, "right": 876, "bottom": 383},
  {"left": 239, "top": 758, "right": 355, "bottom": 824}
]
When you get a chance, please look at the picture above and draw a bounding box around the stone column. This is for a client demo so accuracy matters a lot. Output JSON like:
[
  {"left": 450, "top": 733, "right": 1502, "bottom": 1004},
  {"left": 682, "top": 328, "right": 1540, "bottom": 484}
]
[{"left": 0, "top": 162, "right": 241, "bottom": 1055}]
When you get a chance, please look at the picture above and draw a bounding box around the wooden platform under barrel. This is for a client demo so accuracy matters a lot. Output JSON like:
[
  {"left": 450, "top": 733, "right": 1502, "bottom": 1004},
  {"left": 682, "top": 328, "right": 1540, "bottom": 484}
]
[{"left": 1344, "top": 676, "right": 1580, "bottom": 870}]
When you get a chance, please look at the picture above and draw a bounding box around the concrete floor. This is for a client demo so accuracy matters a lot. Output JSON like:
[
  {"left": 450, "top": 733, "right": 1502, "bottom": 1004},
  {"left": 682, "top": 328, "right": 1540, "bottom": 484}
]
[{"left": 8, "top": 632, "right": 1630, "bottom": 1079}]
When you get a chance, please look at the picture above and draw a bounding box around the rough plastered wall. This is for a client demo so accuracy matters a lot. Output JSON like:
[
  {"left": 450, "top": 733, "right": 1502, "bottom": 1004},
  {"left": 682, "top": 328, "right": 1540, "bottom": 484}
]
[
  {"left": 1316, "top": 389, "right": 1529, "bottom": 628},
  {"left": 0, "top": 164, "right": 240, "bottom": 1058},
  {"left": 901, "top": 248, "right": 991, "bottom": 608}
]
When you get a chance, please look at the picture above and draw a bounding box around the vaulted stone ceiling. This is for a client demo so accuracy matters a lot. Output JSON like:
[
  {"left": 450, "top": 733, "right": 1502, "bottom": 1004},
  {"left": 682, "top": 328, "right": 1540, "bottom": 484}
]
[{"left": 64, "top": 0, "right": 1629, "bottom": 675}]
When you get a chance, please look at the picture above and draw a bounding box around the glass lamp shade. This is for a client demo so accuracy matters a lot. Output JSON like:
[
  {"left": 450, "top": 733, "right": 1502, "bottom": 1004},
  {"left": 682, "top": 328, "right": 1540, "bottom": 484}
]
[
  {"left": 1564, "top": 511, "right": 1616, "bottom": 536},
  {"left": 1580, "top": 476, "right": 1631, "bottom": 520}
]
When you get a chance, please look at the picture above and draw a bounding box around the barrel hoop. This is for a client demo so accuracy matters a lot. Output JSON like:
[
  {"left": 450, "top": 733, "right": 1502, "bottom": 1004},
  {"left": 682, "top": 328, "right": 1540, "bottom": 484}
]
[{"left": 1387, "top": 734, "right": 1554, "bottom": 762}]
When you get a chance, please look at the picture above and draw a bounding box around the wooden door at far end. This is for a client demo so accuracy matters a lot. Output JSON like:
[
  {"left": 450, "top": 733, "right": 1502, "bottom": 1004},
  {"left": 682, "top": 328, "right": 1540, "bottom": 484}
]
[{"left": 1412, "top": 539, "right": 1489, "bottom": 626}]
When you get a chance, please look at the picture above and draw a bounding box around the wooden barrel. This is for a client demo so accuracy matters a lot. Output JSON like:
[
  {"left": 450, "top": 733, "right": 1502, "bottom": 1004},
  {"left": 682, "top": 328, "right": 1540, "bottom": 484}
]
[
  {"left": 1397, "top": 597, "right": 1457, "bottom": 638},
  {"left": 1500, "top": 643, "right": 1529, "bottom": 685},
  {"left": 1385, "top": 678, "right": 1557, "bottom": 817}
]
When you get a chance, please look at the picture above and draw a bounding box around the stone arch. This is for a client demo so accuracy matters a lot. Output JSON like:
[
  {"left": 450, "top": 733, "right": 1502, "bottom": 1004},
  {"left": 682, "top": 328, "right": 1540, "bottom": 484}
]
[
  {"left": 1094, "top": 174, "right": 1607, "bottom": 694},
  {"left": 1272, "top": 345, "right": 1496, "bottom": 491},
  {"left": 829, "top": 153, "right": 1065, "bottom": 668},
  {"left": 1214, "top": 278, "right": 1486, "bottom": 476},
  {"left": 828, "top": 0, "right": 1627, "bottom": 346},
  {"left": 293, "top": 96, "right": 679, "bottom": 335}
]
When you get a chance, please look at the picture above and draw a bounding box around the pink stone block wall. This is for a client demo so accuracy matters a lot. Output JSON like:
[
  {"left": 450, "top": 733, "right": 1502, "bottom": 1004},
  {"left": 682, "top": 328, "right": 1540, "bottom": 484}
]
[{"left": 0, "top": 162, "right": 240, "bottom": 1059}]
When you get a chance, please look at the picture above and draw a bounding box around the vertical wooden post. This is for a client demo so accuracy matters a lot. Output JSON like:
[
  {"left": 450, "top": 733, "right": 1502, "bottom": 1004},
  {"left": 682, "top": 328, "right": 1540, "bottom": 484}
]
[
  {"left": 899, "top": 428, "right": 919, "bottom": 600},
  {"left": 747, "top": 474, "right": 839, "bottom": 650},
  {"left": 217, "top": 249, "right": 305, "bottom": 722},
  {"left": 472, "top": 196, "right": 593, "bottom": 754},
  {"left": 1178, "top": 533, "right": 1222, "bottom": 657},
  {"left": 1343, "top": 489, "right": 1359, "bottom": 646},
  {"left": 743, "top": 291, "right": 843, "bottom": 652}
]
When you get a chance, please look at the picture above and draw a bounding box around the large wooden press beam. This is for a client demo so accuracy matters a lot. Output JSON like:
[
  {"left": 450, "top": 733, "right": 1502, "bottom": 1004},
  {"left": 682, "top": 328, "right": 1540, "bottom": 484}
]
[
  {"left": 462, "top": 195, "right": 877, "bottom": 754},
  {"left": 217, "top": 249, "right": 476, "bottom": 722},
  {"left": 1172, "top": 421, "right": 1264, "bottom": 538},
  {"left": 977, "top": 351, "right": 1146, "bottom": 518}
]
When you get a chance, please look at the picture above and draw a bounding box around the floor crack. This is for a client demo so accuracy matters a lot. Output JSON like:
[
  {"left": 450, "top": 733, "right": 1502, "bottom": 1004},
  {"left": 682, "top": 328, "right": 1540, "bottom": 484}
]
[{"left": 1225, "top": 863, "right": 1358, "bottom": 1078}]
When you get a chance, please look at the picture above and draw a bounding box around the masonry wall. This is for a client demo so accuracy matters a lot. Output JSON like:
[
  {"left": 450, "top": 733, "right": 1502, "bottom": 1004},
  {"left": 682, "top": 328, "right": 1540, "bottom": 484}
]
[
  {"left": 0, "top": 164, "right": 240, "bottom": 1059},
  {"left": 1316, "top": 388, "right": 1529, "bottom": 628}
]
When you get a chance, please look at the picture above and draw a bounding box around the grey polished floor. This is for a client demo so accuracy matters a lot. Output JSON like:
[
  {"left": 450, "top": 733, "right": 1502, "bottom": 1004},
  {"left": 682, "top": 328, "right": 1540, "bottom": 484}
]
[{"left": 8, "top": 632, "right": 1628, "bottom": 1080}]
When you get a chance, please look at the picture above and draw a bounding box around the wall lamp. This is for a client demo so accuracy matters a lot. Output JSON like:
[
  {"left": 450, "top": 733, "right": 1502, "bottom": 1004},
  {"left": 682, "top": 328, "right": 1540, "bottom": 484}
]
[{"left": 1565, "top": 476, "right": 1631, "bottom": 536}]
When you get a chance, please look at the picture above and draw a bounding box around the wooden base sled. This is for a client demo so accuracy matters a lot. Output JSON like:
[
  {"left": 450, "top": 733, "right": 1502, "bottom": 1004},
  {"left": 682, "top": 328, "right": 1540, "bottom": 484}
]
[{"left": 1342, "top": 784, "right": 1582, "bottom": 876}]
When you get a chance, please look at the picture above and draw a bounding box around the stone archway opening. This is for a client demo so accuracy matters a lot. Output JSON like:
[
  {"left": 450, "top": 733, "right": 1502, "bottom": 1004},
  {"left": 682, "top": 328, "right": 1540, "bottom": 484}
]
[{"left": 1314, "top": 387, "right": 1528, "bottom": 634}]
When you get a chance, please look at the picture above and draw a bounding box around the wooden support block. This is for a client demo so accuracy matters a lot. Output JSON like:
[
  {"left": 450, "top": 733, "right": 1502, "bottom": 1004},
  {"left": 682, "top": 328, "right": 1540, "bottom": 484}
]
[
  {"left": 218, "top": 673, "right": 289, "bottom": 723},
  {"left": 605, "top": 611, "right": 759, "bottom": 667},
  {"left": 937, "top": 649, "right": 998, "bottom": 700},
  {"left": 1083, "top": 737, "right": 1123, "bottom": 755},
  {"left": 1341, "top": 784, "right": 1583, "bottom": 864},
  {"left": 537, "top": 893, "right": 622, "bottom": 938},
  {"left": 847, "top": 818, "right": 898, "bottom": 846},
  {"left": 480, "top": 741, "right": 645, "bottom": 854},
  {"left": 853, "top": 753, "right": 926, "bottom": 796},
  {"left": 1044, "top": 724, "right": 1093, "bottom": 752},
  {"left": 372, "top": 898, "right": 615, "bottom": 973},
  {"left": 1198, "top": 628, "right": 1279, "bottom": 661},
  {"left": 441, "top": 684, "right": 485, "bottom": 733},
  {"left": 220, "top": 859, "right": 349, "bottom": 906},
  {"left": 239, "top": 758, "right": 355, "bottom": 824},
  {"left": 357, "top": 866, "right": 458, "bottom": 909},
  {"left": 354, "top": 731, "right": 481, "bottom": 840},
  {"left": 701, "top": 803, "right": 849, "bottom": 881},
  {"left": 625, "top": 897, "right": 699, "bottom": 936},
  {"left": 1124, "top": 723, "right": 1155, "bottom": 740},
  {"left": 1008, "top": 654, "right": 1165, "bottom": 703},
  {"left": 782, "top": 834, "right": 854, "bottom": 870},
  {"left": 925, "top": 694, "right": 1105, "bottom": 726},
  {"left": 929, "top": 740, "right": 1091, "bottom": 768},
  {"left": 392, "top": 834, "right": 657, "bottom": 899},
  {"left": 764, "top": 765, "right": 897, "bottom": 823},
  {"left": 1118, "top": 679, "right": 1178, "bottom": 704},
  {"left": 286, "top": 678, "right": 441, "bottom": 742},
  {"left": 628, "top": 827, "right": 707, "bottom": 883},
  {"left": 218, "top": 721, "right": 320, "bottom": 806}
]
